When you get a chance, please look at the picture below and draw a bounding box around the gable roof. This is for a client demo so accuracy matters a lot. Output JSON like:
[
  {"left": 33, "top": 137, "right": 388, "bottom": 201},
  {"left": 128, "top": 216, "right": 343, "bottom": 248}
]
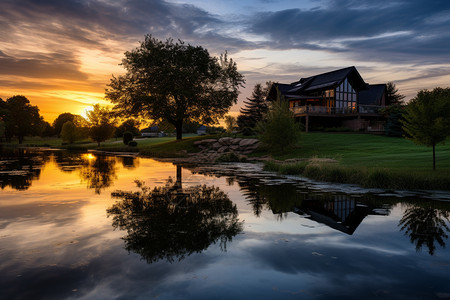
[
  {"left": 289, "top": 66, "right": 367, "bottom": 93},
  {"left": 358, "top": 84, "right": 386, "bottom": 106}
]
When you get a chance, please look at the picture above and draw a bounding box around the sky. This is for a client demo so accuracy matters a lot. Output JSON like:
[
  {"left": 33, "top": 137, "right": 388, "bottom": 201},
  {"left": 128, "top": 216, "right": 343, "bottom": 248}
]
[{"left": 1, "top": 0, "right": 450, "bottom": 123}]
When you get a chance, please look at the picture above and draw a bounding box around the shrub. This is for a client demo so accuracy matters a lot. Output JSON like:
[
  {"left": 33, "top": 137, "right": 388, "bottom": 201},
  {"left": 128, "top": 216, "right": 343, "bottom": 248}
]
[
  {"left": 128, "top": 140, "right": 138, "bottom": 147},
  {"left": 123, "top": 131, "right": 133, "bottom": 145}
]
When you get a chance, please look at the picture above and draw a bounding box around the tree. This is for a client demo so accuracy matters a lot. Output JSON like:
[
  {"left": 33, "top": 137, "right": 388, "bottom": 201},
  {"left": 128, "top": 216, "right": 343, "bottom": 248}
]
[
  {"left": 52, "top": 112, "right": 86, "bottom": 137},
  {"left": 386, "top": 82, "right": 405, "bottom": 105},
  {"left": 86, "top": 104, "right": 116, "bottom": 146},
  {"left": 40, "top": 121, "right": 54, "bottom": 137},
  {"left": 114, "top": 118, "right": 141, "bottom": 138},
  {"left": 401, "top": 87, "right": 450, "bottom": 170},
  {"left": 105, "top": 35, "right": 245, "bottom": 140},
  {"left": 3, "top": 95, "right": 44, "bottom": 144},
  {"left": 224, "top": 115, "right": 237, "bottom": 134},
  {"left": 257, "top": 97, "right": 302, "bottom": 153},
  {"left": 381, "top": 104, "right": 405, "bottom": 137},
  {"left": 60, "top": 121, "right": 78, "bottom": 144},
  {"left": 237, "top": 83, "right": 270, "bottom": 134}
]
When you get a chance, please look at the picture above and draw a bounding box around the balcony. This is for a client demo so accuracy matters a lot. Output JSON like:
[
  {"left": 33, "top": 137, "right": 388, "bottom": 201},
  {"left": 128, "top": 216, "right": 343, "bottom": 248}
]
[{"left": 290, "top": 105, "right": 383, "bottom": 116}]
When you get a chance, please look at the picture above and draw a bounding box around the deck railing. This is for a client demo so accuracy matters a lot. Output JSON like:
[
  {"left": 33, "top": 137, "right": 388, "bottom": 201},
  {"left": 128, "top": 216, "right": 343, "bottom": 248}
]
[{"left": 290, "top": 105, "right": 383, "bottom": 115}]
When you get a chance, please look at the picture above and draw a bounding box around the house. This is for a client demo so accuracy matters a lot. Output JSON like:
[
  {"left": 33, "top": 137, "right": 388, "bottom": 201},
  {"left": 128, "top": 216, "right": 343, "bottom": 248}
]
[
  {"left": 141, "top": 126, "right": 159, "bottom": 137},
  {"left": 197, "top": 125, "right": 207, "bottom": 135},
  {"left": 267, "top": 66, "right": 388, "bottom": 132}
]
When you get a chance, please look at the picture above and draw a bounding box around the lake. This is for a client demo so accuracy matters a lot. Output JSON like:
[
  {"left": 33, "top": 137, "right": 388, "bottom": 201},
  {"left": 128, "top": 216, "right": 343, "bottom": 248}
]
[{"left": 1, "top": 149, "right": 450, "bottom": 300}]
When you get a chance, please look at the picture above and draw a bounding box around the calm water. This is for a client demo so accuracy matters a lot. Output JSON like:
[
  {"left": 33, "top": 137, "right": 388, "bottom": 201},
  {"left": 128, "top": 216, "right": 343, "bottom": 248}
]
[{"left": 1, "top": 149, "right": 450, "bottom": 300}]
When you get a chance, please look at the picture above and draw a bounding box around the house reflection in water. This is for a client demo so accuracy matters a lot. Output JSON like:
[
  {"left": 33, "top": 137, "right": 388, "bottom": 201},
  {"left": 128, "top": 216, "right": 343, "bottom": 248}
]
[
  {"left": 238, "top": 179, "right": 391, "bottom": 235},
  {"left": 293, "top": 195, "right": 390, "bottom": 235}
]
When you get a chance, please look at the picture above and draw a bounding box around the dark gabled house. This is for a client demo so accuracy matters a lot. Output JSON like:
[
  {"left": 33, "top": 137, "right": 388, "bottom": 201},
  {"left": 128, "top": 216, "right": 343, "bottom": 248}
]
[{"left": 267, "top": 66, "right": 388, "bottom": 132}]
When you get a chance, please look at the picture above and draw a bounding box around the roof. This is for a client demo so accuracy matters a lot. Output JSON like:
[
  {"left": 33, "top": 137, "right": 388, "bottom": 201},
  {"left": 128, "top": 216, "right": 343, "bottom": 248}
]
[
  {"left": 358, "top": 84, "right": 386, "bottom": 106},
  {"left": 288, "top": 66, "right": 367, "bottom": 93}
]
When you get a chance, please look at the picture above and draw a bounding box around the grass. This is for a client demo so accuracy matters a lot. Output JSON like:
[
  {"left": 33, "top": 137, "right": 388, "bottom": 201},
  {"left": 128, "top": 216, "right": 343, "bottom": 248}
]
[
  {"left": 261, "top": 132, "right": 450, "bottom": 190},
  {"left": 258, "top": 132, "right": 450, "bottom": 171}
]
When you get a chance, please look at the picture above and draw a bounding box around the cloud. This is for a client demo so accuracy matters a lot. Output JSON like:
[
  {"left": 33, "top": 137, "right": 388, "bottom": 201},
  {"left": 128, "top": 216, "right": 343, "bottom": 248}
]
[
  {"left": 0, "top": 51, "right": 89, "bottom": 80},
  {"left": 248, "top": 0, "right": 450, "bottom": 63}
]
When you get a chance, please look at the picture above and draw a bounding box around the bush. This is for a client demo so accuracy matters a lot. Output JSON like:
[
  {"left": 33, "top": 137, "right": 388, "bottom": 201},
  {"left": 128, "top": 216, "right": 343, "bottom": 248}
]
[
  {"left": 128, "top": 141, "right": 138, "bottom": 147},
  {"left": 123, "top": 131, "right": 133, "bottom": 145},
  {"left": 257, "top": 99, "right": 302, "bottom": 153}
]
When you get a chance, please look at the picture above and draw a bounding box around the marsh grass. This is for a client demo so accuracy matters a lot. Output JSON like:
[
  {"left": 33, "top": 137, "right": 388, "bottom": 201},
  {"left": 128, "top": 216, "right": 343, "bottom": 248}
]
[{"left": 264, "top": 160, "right": 450, "bottom": 190}]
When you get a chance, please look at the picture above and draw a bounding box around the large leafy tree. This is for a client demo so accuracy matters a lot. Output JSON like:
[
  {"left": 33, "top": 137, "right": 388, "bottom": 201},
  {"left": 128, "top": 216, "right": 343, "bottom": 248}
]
[
  {"left": 237, "top": 83, "right": 270, "bottom": 134},
  {"left": 86, "top": 104, "right": 116, "bottom": 146},
  {"left": 2, "top": 95, "right": 44, "bottom": 143},
  {"left": 402, "top": 87, "right": 450, "bottom": 170},
  {"left": 105, "top": 35, "right": 245, "bottom": 140},
  {"left": 52, "top": 112, "right": 85, "bottom": 137}
]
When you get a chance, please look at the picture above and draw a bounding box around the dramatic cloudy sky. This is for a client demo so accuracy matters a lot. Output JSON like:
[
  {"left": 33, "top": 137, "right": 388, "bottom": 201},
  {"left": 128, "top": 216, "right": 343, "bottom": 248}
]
[{"left": 1, "top": 0, "right": 450, "bottom": 122}]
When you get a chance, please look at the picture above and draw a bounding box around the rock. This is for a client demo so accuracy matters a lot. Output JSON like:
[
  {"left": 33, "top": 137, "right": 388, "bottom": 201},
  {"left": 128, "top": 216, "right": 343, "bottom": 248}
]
[
  {"left": 229, "top": 145, "right": 240, "bottom": 151},
  {"left": 218, "top": 137, "right": 233, "bottom": 145},
  {"left": 217, "top": 146, "right": 228, "bottom": 153},
  {"left": 199, "top": 139, "right": 218, "bottom": 145},
  {"left": 239, "top": 138, "right": 259, "bottom": 147},
  {"left": 231, "top": 138, "right": 242, "bottom": 145},
  {"left": 212, "top": 142, "right": 222, "bottom": 150}
]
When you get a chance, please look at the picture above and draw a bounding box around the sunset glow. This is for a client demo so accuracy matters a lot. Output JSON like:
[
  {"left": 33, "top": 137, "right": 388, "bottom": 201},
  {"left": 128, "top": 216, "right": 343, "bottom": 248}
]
[{"left": 1, "top": 0, "right": 450, "bottom": 123}]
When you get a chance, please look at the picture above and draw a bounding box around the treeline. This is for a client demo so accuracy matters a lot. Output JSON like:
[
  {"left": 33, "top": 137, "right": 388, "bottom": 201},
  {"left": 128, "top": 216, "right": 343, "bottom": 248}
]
[{"left": 0, "top": 95, "right": 223, "bottom": 145}]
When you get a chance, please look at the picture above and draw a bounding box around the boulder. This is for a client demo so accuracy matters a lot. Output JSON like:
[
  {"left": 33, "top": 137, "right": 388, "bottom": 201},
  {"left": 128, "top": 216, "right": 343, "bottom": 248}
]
[
  {"left": 212, "top": 142, "right": 222, "bottom": 150},
  {"left": 218, "top": 137, "right": 233, "bottom": 145},
  {"left": 239, "top": 138, "right": 259, "bottom": 147},
  {"left": 231, "top": 138, "right": 242, "bottom": 145}
]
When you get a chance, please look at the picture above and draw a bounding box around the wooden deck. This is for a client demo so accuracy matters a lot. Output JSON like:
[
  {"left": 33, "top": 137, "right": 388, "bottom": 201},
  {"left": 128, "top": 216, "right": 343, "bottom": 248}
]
[{"left": 290, "top": 105, "right": 383, "bottom": 117}]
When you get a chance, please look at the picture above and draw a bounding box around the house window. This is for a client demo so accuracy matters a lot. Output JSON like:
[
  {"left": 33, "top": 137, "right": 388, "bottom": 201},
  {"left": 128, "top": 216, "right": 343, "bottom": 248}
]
[{"left": 335, "top": 77, "right": 356, "bottom": 111}]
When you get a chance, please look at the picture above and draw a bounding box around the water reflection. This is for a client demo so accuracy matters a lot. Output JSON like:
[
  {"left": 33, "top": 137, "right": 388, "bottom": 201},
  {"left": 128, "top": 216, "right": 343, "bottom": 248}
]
[
  {"left": 107, "top": 168, "right": 243, "bottom": 263},
  {"left": 399, "top": 203, "right": 450, "bottom": 255},
  {"left": 79, "top": 155, "right": 117, "bottom": 194},
  {"left": 0, "top": 148, "right": 49, "bottom": 190}
]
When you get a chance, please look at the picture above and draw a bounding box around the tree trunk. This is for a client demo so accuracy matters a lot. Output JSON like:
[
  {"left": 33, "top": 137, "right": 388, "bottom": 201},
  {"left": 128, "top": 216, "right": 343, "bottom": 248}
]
[
  {"left": 175, "top": 121, "right": 183, "bottom": 140},
  {"left": 433, "top": 143, "right": 436, "bottom": 171}
]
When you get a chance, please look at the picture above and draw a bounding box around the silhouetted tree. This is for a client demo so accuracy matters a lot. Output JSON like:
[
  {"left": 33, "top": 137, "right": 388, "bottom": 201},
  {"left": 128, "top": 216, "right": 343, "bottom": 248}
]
[
  {"left": 402, "top": 87, "right": 450, "bottom": 170},
  {"left": 107, "top": 178, "right": 243, "bottom": 263},
  {"left": 52, "top": 112, "right": 86, "bottom": 137},
  {"left": 106, "top": 35, "right": 245, "bottom": 140},
  {"left": 237, "top": 83, "right": 270, "bottom": 135},
  {"left": 399, "top": 205, "right": 450, "bottom": 255},
  {"left": 40, "top": 121, "right": 54, "bottom": 137},
  {"left": 114, "top": 118, "right": 141, "bottom": 138},
  {"left": 60, "top": 121, "right": 79, "bottom": 144},
  {"left": 3, "top": 95, "right": 44, "bottom": 143},
  {"left": 386, "top": 82, "right": 405, "bottom": 105},
  {"left": 86, "top": 104, "right": 116, "bottom": 146}
]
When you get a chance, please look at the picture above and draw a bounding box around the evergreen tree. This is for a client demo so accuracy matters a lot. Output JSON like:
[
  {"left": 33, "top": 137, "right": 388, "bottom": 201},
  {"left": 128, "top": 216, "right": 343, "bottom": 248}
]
[
  {"left": 237, "top": 83, "right": 269, "bottom": 135},
  {"left": 386, "top": 82, "right": 405, "bottom": 105}
]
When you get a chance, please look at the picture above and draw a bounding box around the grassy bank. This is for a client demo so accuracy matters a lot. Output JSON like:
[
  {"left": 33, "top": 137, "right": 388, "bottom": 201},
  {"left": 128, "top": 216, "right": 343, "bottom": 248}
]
[
  {"left": 264, "top": 160, "right": 450, "bottom": 190},
  {"left": 261, "top": 132, "right": 450, "bottom": 190}
]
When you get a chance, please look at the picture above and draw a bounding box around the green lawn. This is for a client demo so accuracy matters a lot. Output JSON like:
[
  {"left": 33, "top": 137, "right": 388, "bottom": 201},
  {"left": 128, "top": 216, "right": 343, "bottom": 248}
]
[{"left": 265, "top": 132, "right": 450, "bottom": 171}]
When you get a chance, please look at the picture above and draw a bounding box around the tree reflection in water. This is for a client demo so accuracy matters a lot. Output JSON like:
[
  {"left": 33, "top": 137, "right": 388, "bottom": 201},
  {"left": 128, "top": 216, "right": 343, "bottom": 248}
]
[
  {"left": 107, "top": 175, "right": 243, "bottom": 263},
  {"left": 79, "top": 154, "right": 117, "bottom": 194},
  {"left": 399, "top": 204, "right": 450, "bottom": 255},
  {"left": 0, "top": 148, "right": 49, "bottom": 190}
]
